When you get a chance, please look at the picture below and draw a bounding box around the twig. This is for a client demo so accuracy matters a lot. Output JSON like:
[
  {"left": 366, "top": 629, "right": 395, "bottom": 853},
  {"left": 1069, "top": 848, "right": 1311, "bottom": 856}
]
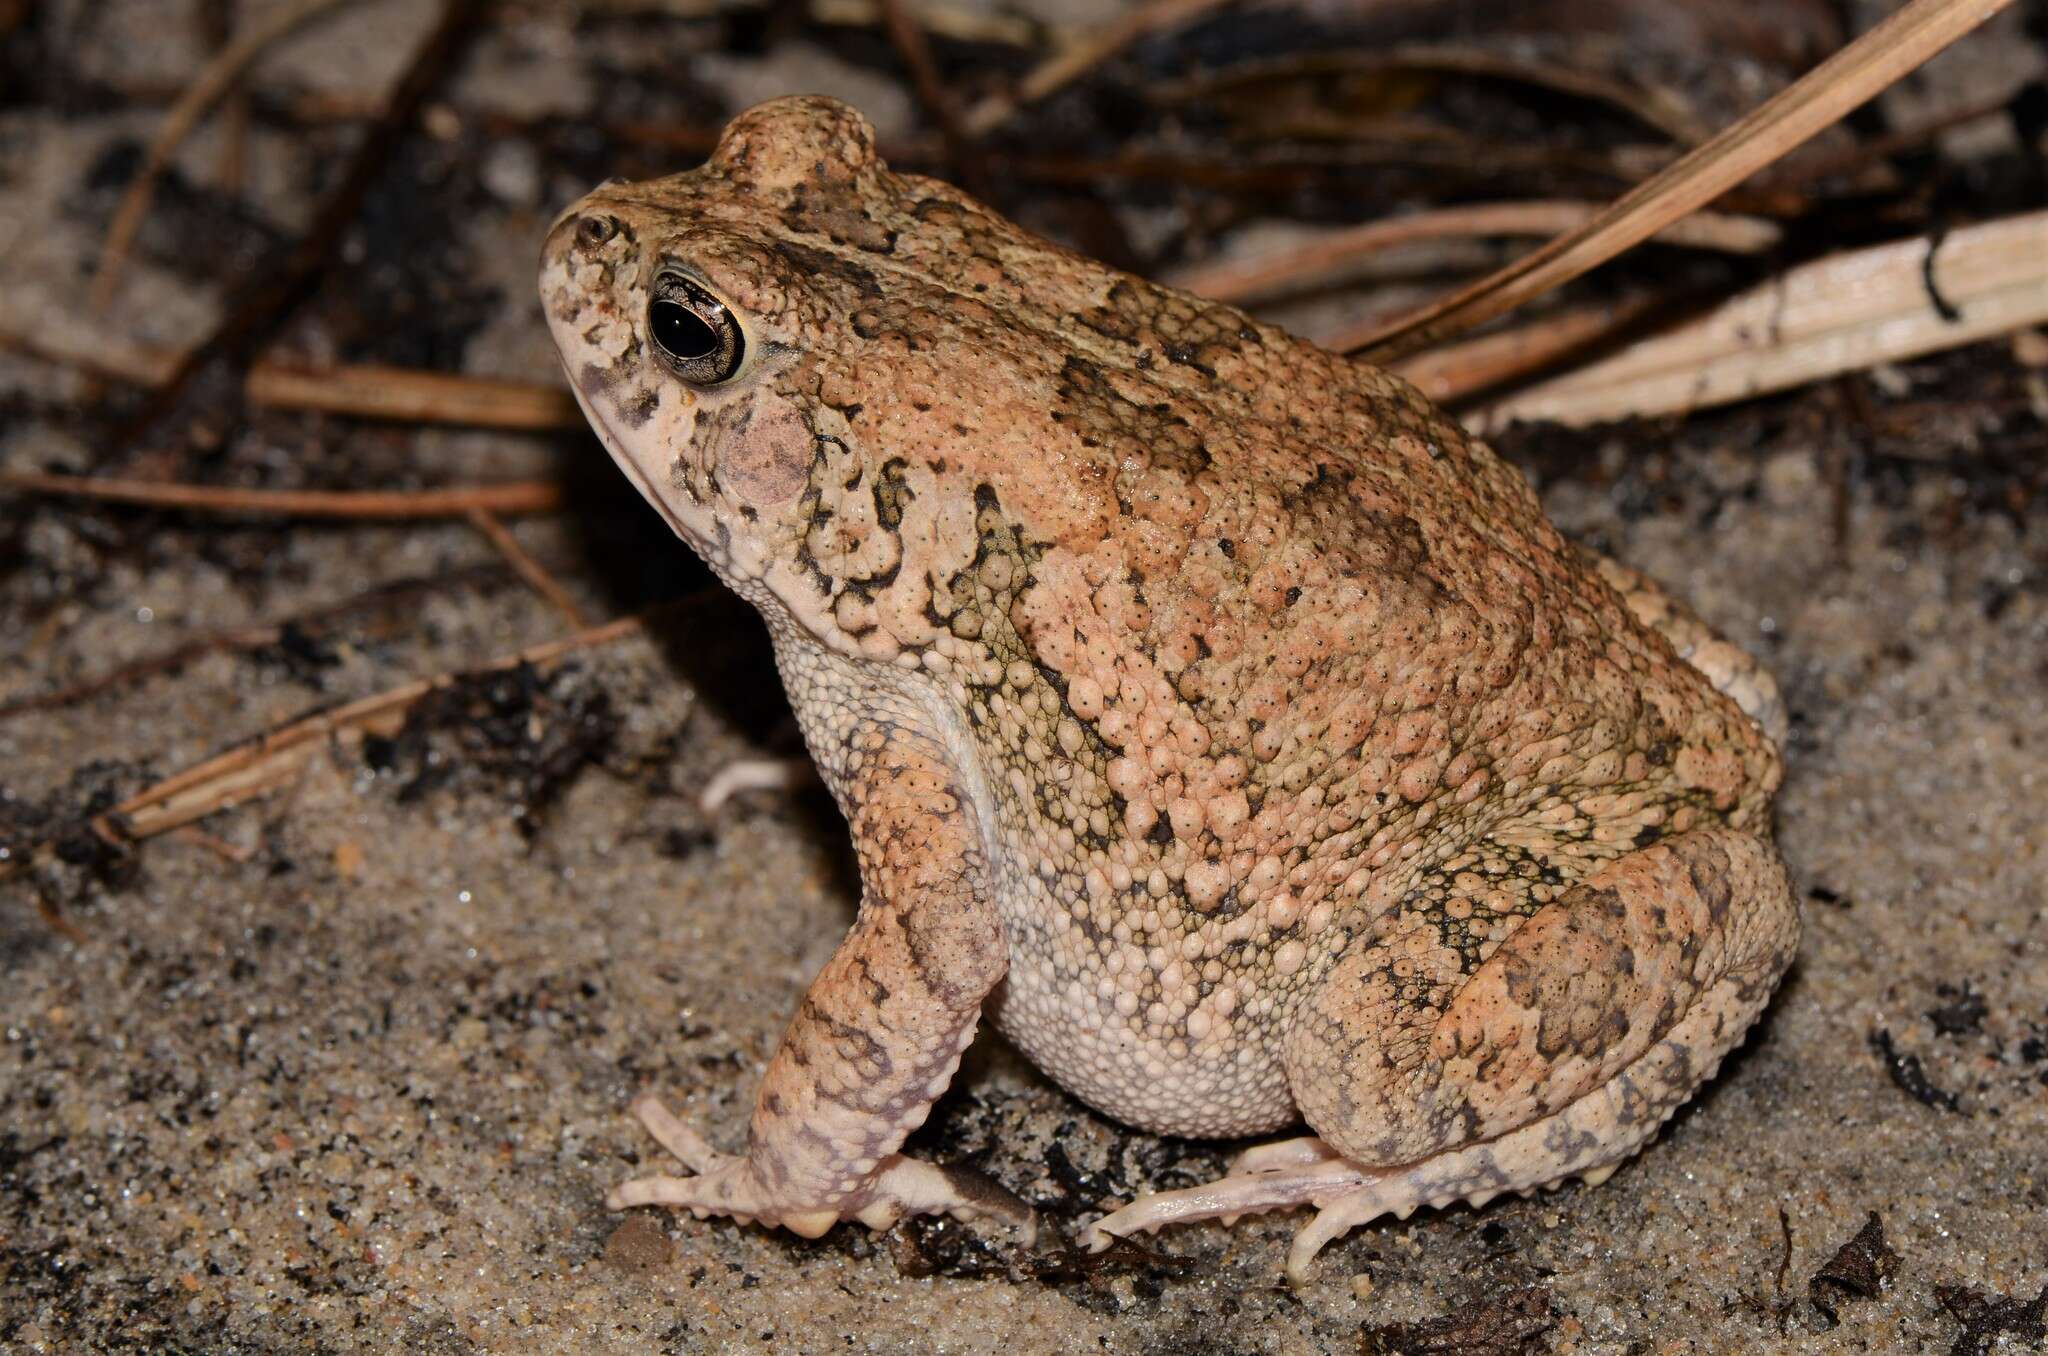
[
  {"left": 241, "top": 362, "right": 582, "bottom": 429},
  {"left": 0, "top": 470, "right": 562, "bottom": 518},
  {"left": 0, "top": 320, "right": 582, "bottom": 430},
  {"left": 962, "top": 0, "right": 1236, "bottom": 137},
  {"left": 0, "top": 321, "right": 175, "bottom": 387},
  {"left": 466, "top": 509, "right": 589, "bottom": 630},
  {"left": 1157, "top": 46, "right": 1714, "bottom": 147},
  {"left": 0, "top": 590, "right": 754, "bottom": 899},
  {"left": 0, "top": 626, "right": 277, "bottom": 722},
  {"left": 0, "top": 600, "right": 741, "bottom": 891},
  {"left": 196, "top": 0, "right": 251, "bottom": 196},
  {"left": 1469, "top": 210, "right": 2048, "bottom": 428},
  {"left": 1381, "top": 298, "right": 1670, "bottom": 406},
  {"left": 0, "top": 566, "right": 507, "bottom": 722},
  {"left": 581, "top": 115, "right": 1636, "bottom": 194},
  {"left": 1348, "top": 0, "right": 2016, "bottom": 363},
  {"left": 812, "top": 0, "right": 1039, "bottom": 46},
  {"left": 1175, "top": 201, "right": 1780, "bottom": 305},
  {"left": 91, "top": 0, "right": 362, "bottom": 310},
  {"left": 878, "top": 0, "right": 979, "bottom": 190},
  {"left": 172, "top": 825, "right": 256, "bottom": 863},
  {"left": 111, "top": 0, "right": 486, "bottom": 460}
]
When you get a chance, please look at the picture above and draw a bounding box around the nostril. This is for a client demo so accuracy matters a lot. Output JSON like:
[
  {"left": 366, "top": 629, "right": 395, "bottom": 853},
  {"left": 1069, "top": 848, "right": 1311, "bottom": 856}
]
[{"left": 575, "top": 215, "right": 620, "bottom": 249}]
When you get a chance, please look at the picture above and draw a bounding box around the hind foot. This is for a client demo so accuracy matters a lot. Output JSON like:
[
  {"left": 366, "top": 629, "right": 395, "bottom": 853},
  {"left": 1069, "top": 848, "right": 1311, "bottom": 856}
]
[{"left": 1085, "top": 1013, "right": 1734, "bottom": 1282}]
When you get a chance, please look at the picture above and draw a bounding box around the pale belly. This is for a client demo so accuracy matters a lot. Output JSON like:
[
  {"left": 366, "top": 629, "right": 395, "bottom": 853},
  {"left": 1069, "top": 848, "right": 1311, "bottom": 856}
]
[{"left": 985, "top": 940, "right": 1301, "bottom": 1140}]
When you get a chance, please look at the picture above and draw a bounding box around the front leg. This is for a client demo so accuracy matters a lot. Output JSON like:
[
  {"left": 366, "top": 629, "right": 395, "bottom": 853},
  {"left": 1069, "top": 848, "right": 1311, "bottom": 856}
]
[{"left": 611, "top": 720, "right": 1030, "bottom": 1241}]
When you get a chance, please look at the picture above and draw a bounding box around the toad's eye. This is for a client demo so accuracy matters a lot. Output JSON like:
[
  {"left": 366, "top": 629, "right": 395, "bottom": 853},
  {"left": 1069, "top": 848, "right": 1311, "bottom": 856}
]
[{"left": 648, "top": 275, "right": 744, "bottom": 384}]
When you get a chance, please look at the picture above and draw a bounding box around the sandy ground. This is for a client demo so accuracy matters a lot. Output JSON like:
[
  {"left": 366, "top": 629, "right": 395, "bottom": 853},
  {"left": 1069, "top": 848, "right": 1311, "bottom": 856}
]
[{"left": 4, "top": 3, "right": 2046, "bottom": 1353}]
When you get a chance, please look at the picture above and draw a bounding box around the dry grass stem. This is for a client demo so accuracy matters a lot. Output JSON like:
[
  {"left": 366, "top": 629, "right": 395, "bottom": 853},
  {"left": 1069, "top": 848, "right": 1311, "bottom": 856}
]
[
  {"left": 1349, "top": 0, "right": 2016, "bottom": 363},
  {"left": 242, "top": 362, "right": 582, "bottom": 429},
  {"left": 0, "top": 470, "right": 562, "bottom": 518},
  {"left": 879, "top": 0, "right": 986, "bottom": 194},
  {"left": 1159, "top": 46, "right": 1713, "bottom": 146},
  {"left": 1177, "top": 202, "right": 1780, "bottom": 306},
  {"left": 963, "top": 0, "right": 1236, "bottom": 136},
  {"left": 90, "top": 0, "right": 363, "bottom": 310},
  {"left": 1469, "top": 211, "right": 2048, "bottom": 428},
  {"left": 107, "top": 0, "right": 484, "bottom": 457},
  {"left": 0, "top": 319, "right": 579, "bottom": 428},
  {"left": 465, "top": 509, "right": 590, "bottom": 630},
  {"left": 1383, "top": 299, "right": 1666, "bottom": 406}
]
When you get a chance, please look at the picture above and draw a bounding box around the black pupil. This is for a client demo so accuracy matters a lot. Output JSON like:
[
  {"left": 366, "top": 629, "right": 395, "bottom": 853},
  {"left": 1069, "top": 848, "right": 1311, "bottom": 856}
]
[{"left": 651, "top": 299, "right": 718, "bottom": 360}]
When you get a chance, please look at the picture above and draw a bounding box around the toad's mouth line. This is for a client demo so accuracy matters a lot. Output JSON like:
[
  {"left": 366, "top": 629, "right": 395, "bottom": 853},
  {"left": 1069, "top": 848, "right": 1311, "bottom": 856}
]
[{"left": 557, "top": 360, "right": 700, "bottom": 549}]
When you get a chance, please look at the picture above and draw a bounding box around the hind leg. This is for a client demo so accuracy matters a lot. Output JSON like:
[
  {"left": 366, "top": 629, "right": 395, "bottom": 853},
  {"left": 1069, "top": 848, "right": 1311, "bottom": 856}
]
[
  {"left": 1084, "top": 827, "right": 1797, "bottom": 1280},
  {"left": 1586, "top": 550, "right": 1787, "bottom": 742}
]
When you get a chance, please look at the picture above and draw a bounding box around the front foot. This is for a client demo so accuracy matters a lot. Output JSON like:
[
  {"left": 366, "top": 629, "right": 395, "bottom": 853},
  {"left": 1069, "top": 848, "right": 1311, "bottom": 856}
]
[{"left": 608, "top": 1094, "right": 1037, "bottom": 1245}]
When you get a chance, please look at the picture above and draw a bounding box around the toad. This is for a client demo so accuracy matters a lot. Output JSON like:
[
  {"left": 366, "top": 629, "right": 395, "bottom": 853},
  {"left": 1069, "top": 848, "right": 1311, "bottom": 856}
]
[{"left": 538, "top": 96, "right": 1798, "bottom": 1280}]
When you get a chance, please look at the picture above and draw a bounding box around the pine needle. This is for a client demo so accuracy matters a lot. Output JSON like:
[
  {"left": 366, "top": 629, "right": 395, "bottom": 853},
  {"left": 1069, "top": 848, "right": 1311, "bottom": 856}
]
[{"left": 1348, "top": 0, "right": 2016, "bottom": 364}]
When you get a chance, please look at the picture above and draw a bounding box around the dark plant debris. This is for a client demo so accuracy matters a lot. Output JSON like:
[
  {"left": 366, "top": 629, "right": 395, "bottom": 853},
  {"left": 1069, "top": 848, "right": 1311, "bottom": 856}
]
[
  {"left": 905, "top": 1075, "right": 1234, "bottom": 1227},
  {"left": 70, "top": 139, "right": 287, "bottom": 288},
  {"left": 1809, "top": 1211, "right": 1900, "bottom": 1327},
  {"left": 0, "top": 760, "right": 148, "bottom": 907},
  {"left": 250, "top": 620, "right": 344, "bottom": 690},
  {"left": 887, "top": 1213, "right": 1193, "bottom": 1302},
  {"left": 1025, "top": 1234, "right": 1195, "bottom": 1304},
  {"left": 1927, "top": 984, "right": 1991, "bottom": 1038},
  {"left": 1870, "top": 1028, "right": 1962, "bottom": 1113},
  {"left": 2018, "top": 1029, "right": 2048, "bottom": 1085},
  {"left": 1936, "top": 1281, "right": 2048, "bottom": 1356},
  {"left": 361, "top": 662, "right": 618, "bottom": 838},
  {"left": 1360, "top": 1286, "right": 1555, "bottom": 1356},
  {"left": 889, "top": 1212, "right": 1017, "bottom": 1282}
]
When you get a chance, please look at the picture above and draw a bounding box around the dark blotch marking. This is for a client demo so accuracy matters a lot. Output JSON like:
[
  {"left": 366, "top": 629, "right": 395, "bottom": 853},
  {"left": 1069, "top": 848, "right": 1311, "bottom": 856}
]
[{"left": 617, "top": 386, "right": 659, "bottom": 428}]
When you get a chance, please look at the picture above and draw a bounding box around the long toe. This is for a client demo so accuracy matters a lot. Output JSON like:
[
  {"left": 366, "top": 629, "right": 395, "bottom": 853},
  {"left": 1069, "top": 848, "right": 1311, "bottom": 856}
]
[
  {"left": 629, "top": 1094, "right": 726, "bottom": 1173},
  {"left": 1085, "top": 1156, "right": 1371, "bottom": 1250}
]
